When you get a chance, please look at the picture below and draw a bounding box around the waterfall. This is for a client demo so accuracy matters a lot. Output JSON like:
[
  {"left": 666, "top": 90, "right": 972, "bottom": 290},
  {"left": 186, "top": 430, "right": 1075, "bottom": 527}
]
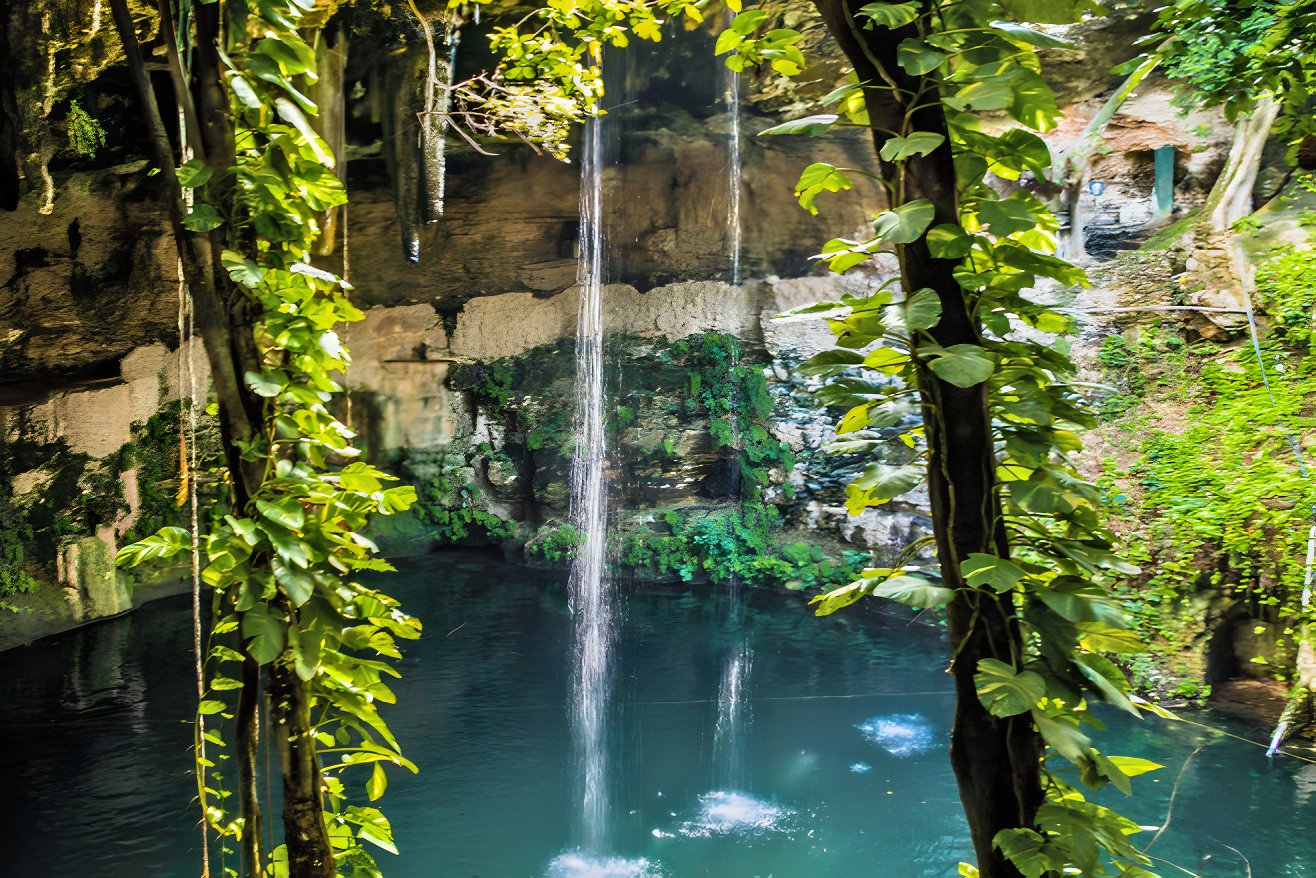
[
  {"left": 715, "top": 54, "right": 752, "bottom": 791},
  {"left": 714, "top": 586, "right": 752, "bottom": 789},
  {"left": 568, "top": 114, "right": 614, "bottom": 852},
  {"left": 725, "top": 62, "right": 743, "bottom": 287}
]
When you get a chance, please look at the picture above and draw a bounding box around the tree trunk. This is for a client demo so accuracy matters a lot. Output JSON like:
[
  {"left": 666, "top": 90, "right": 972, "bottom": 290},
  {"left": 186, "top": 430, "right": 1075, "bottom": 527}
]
[
  {"left": 1205, "top": 96, "right": 1279, "bottom": 233},
  {"left": 110, "top": 5, "right": 336, "bottom": 877},
  {"left": 809, "top": 2, "right": 1042, "bottom": 875},
  {"left": 268, "top": 658, "right": 336, "bottom": 878},
  {"left": 108, "top": 6, "right": 273, "bottom": 877},
  {"left": 236, "top": 657, "right": 267, "bottom": 877}
]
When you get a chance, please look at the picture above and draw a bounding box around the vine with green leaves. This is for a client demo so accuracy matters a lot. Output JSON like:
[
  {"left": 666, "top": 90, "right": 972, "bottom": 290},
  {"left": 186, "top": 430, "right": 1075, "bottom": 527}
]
[
  {"left": 718, "top": 1, "right": 1170, "bottom": 875},
  {"left": 112, "top": 0, "right": 420, "bottom": 875}
]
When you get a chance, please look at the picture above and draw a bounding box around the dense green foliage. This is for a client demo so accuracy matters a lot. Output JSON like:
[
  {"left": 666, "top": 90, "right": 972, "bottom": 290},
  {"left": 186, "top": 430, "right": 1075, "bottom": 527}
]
[
  {"left": 726, "top": 1, "right": 1171, "bottom": 874},
  {"left": 64, "top": 99, "right": 108, "bottom": 158},
  {"left": 675, "top": 333, "right": 796, "bottom": 498},
  {"left": 409, "top": 450, "right": 512, "bottom": 544},
  {"left": 1096, "top": 241, "right": 1316, "bottom": 685},
  {"left": 619, "top": 504, "right": 866, "bottom": 588},
  {"left": 1157, "top": 0, "right": 1287, "bottom": 109},
  {"left": 1153, "top": 0, "right": 1316, "bottom": 149}
]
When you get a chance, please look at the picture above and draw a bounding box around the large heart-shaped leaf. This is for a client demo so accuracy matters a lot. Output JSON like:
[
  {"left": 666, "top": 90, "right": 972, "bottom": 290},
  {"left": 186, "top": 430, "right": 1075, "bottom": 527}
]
[
  {"left": 902, "top": 287, "right": 943, "bottom": 330},
  {"left": 961, "top": 553, "right": 1026, "bottom": 592},
  {"left": 897, "top": 38, "right": 945, "bottom": 74},
  {"left": 879, "top": 132, "right": 946, "bottom": 162},
  {"left": 925, "top": 344, "right": 998, "bottom": 387},
  {"left": 794, "top": 162, "right": 854, "bottom": 214},
  {"left": 975, "top": 658, "right": 1045, "bottom": 717},
  {"left": 873, "top": 198, "right": 936, "bottom": 244},
  {"left": 856, "top": 1, "right": 919, "bottom": 29},
  {"left": 242, "top": 602, "right": 288, "bottom": 665}
]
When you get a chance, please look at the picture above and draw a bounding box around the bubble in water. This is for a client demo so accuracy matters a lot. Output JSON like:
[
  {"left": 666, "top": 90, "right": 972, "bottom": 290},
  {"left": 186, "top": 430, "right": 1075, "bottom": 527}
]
[
  {"left": 546, "top": 853, "right": 660, "bottom": 878},
  {"left": 678, "top": 790, "right": 791, "bottom": 838},
  {"left": 850, "top": 762, "right": 872, "bottom": 773},
  {"left": 855, "top": 713, "right": 936, "bottom": 758}
]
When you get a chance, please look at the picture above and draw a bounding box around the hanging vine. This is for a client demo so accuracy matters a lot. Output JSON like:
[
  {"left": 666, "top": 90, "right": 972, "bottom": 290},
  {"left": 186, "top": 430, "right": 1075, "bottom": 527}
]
[
  {"left": 721, "top": 1, "right": 1170, "bottom": 875},
  {"left": 113, "top": 0, "right": 418, "bottom": 875}
]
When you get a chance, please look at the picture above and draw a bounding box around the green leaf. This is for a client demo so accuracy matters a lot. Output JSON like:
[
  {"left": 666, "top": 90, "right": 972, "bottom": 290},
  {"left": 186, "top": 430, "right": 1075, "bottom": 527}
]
[
  {"left": 176, "top": 159, "right": 212, "bottom": 189},
  {"left": 962, "top": 553, "right": 1026, "bottom": 592},
  {"left": 991, "top": 21, "right": 1078, "bottom": 49},
  {"left": 256, "top": 497, "right": 306, "bottom": 531},
  {"left": 274, "top": 562, "right": 315, "bottom": 607},
  {"left": 1031, "top": 711, "right": 1091, "bottom": 763},
  {"left": 1077, "top": 623, "right": 1145, "bottom": 655},
  {"left": 1038, "top": 577, "right": 1128, "bottom": 627},
  {"left": 902, "top": 288, "right": 942, "bottom": 331},
  {"left": 879, "top": 132, "right": 945, "bottom": 162},
  {"left": 197, "top": 699, "right": 227, "bottom": 716},
  {"left": 242, "top": 603, "right": 287, "bottom": 665},
  {"left": 221, "top": 249, "right": 263, "bottom": 287},
  {"left": 730, "top": 8, "right": 767, "bottom": 34},
  {"left": 847, "top": 462, "right": 924, "bottom": 513},
  {"left": 794, "top": 162, "right": 854, "bottom": 214},
  {"left": 1105, "top": 756, "right": 1163, "bottom": 778},
  {"left": 873, "top": 198, "right": 936, "bottom": 244},
  {"left": 715, "top": 28, "right": 742, "bottom": 55},
  {"left": 870, "top": 574, "right": 953, "bottom": 608},
  {"left": 227, "top": 72, "right": 262, "bottom": 109},
  {"left": 974, "top": 198, "right": 1040, "bottom": 236},
  {"left": 810, "top": 572, "right": 950, "bottom": 615},
  {"left": 800, "top": 348, "right": 865, "bottom": 375},
  {"left": 1075, "top": 652, "right": 1139, "bottom": 717},
  {"left": 983, "top": 129, "right": 1053, "bottom": 181},
  {"left": 245, "top": 369, "right": 285, "bottom": 398},
  {"left": 182, "top": 203, "right": 224, "bottom": 232},
  {"left": 863, "top": 345, "right": 909, "bottom": 373},
  {"left": 975, "top": 659, "right": 1045, "bottom": 717},
  {"left": 994, "top": 827, "right": 1062, "bottom": 878},
  {"left": 368, "top": 762, "right": 388, "bottom": 801},
  {"left": 758, "top": 114, "right": 840, "bottom": 137},
  {"left": 856, "top": 1, "right": 919, "bottom": 28},
  {"left": 927, "top": 224, "right": 974, "bottom": 259},
  {"left": 924, "top": 344, "right": 998, "bottom": 387},
  {"left": 896, "top": 39, "right": 945, "bottom": 75},
  {"left": 115, "top": 526, "right": 192, "bottom": 567},
  {"left": 344, "top": 806, "right": 397, "bottom": 854}
]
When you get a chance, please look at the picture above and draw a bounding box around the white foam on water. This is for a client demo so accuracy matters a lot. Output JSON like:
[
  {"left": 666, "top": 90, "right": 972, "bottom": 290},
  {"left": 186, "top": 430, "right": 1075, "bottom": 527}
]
[
  {"left": 855, "top": 713, "right": 936, "bottom": 758},
  {"left": 678, "top": 790, "right": 791, "bottom": 838},
  {"left": 849, "top": 762, "right": 872, "bottom": 773},
  {"left": 546, "top": 852, "right": 661, "bottom": 878}
]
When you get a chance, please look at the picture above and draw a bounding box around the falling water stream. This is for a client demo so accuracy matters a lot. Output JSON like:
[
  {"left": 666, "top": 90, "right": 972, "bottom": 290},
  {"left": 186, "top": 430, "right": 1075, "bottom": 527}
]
[
  {"left": 711, "top": 56, "right": 754, "bottom": 797},
  {"left": 566, "top": 113, "right": 617, "bottom": 859},
  {"left": 725, "top": 62, "right": 743, "bottom": 287}
]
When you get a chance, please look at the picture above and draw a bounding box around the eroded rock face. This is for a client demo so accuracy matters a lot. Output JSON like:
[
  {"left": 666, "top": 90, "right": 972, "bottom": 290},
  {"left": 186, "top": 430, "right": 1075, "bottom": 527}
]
[{"left": 0, "top": 161, "right": 180, "bottom": 388}]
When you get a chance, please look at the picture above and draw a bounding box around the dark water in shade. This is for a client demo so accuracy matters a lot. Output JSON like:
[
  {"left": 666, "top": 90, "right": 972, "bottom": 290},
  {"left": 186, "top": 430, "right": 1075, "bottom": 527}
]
[{"left": 1, "top": 552, "right": 1315, "bottom": 877}]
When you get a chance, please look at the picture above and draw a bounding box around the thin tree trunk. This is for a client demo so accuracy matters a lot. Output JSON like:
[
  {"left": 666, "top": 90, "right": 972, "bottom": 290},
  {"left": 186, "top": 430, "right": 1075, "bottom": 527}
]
[
  {"left": 809, "top": 2, "right": 1042, "bottom": 875},
  {"left": 268, "top": 658, "right": 336, "bottom": 878},
  {"left": 110, "top": 5, "right": 339, "bottom": 877},
  {"left": 237, "top": 657, "right": 267, "bottom": 878},
  {"left": 107, "top": 6, "right": 271, "bottom": 877}
]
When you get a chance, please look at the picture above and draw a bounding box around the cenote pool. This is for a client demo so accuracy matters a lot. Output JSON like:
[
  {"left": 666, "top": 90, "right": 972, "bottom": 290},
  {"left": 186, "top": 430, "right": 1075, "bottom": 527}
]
[{"left": 2, "top": 552, "right": 1315, "bottom": 877}]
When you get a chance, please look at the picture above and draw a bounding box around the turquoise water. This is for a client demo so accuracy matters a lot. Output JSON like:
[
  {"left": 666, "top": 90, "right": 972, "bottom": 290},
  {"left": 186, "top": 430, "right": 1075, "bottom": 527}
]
[{"left": 1, "top": 552, "right": 1314, "bottom": 877}]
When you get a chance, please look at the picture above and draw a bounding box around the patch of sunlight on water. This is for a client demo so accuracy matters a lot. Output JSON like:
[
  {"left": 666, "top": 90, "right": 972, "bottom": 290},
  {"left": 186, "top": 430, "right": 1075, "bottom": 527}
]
[
  {"left": 677, "top": 791, "right": 791, "bottom": 838},
  {"left": 547, "top": 852, "right": 662, "bottom": 877},
  {"left": 856, "top": 713, "right": 938, "bottom": 757}
]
